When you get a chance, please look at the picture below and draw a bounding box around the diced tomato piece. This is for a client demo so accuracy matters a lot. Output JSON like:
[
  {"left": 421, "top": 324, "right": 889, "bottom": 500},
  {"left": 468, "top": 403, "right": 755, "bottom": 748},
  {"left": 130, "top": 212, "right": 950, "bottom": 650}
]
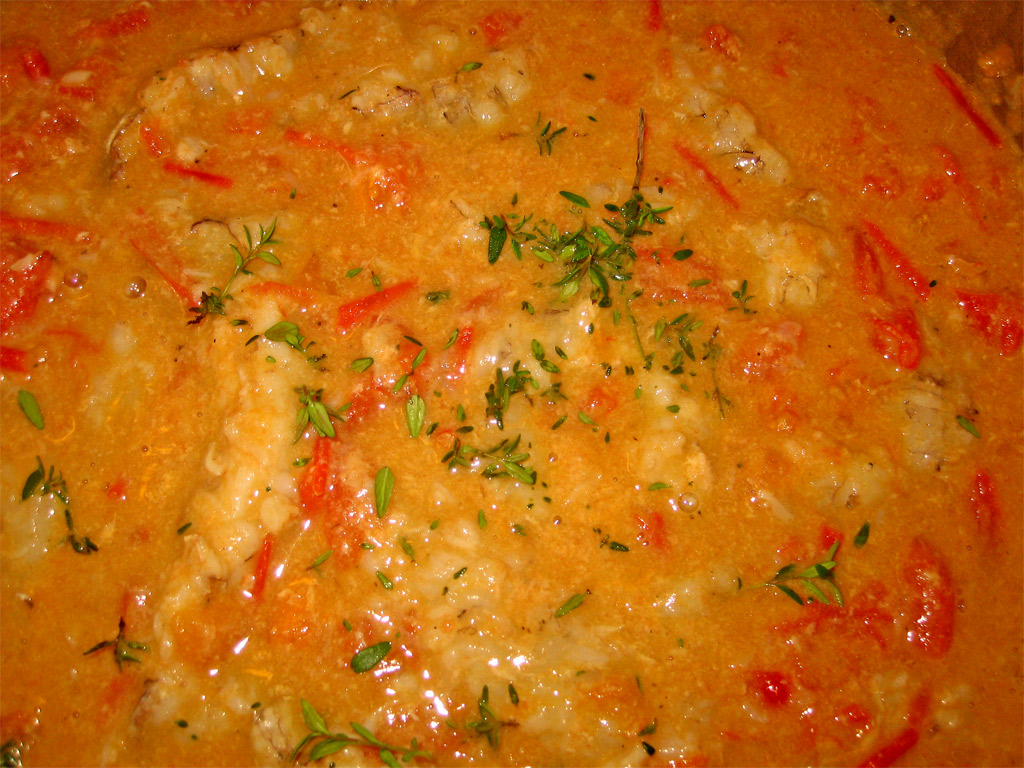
[
  {"left": 859, "top": 727, "right": 919, "bottom": 768},
  {"left": 336, "top": 281, "right": 416, "bottom": 333},
  {"left": 647, "top": 0, "right": 664, "bottom": 32},
  {"left": 250, "top": 533, "right": 276, "bottom": 600},
  {"left": 703, "top": 24, "right": 740, "bottom": 59},
  {"left": 851, "top": 230, "right": 886, "bottom": 298},
  {"left": 299, "top": 436, "right": 334, "bottom": 513},
  {"left": 21, "top": 49, "right": 50, "bottom": 82},
  {"left": 955, "top": 289, "right": 1022, "bottom": 355},
  {"left": 968, "top": 469, "right": 1002, "bottom": 542},
  {"left": 871, "top": 308, "right": 921, "bottom": 370},
  {"left": 139, "top": 121, "right": 169, "bottom": 156},
  {"left": 77, "top": 6, "right": 150, "bottom": 40},
  {"left": 750, "top": 670, "right": 790, "bottom": 707},
  {"left": 902, "top": 538, "right": 955, "bottom": 657},
  {"left": 633, "top": 510, "right": 670, "bottom": 551},
  {"left": 0, "top": 345, "right": 29, "bottom": 372},
  {"left": 284, "top": 128, "right": 367, "bottom": 165},
  {"left": 129, "top": 239, "right": 196, "bottom": 306},
  {"left": 1, "top": 244, "right": 52, "bottom": 331},
  {"left": 479, "top": 10, "right": 523, "bottom": 46}
]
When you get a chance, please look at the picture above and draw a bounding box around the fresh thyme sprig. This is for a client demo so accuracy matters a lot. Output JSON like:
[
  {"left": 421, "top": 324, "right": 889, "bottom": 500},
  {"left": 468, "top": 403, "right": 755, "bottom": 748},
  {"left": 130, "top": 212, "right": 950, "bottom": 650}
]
[
  {"left": 22, "top": 457, "right": 97, "bottom": 554},
  {"left": 264, "top": 321, "right": 325, "bottom": 367},
  {"left": 294, "top": 386, "right": 347, "bottom": 442},
  {"left": 753, "top": 540, "right": 843, "bottom": 607},
  {"left": 442, "top": 434, "right": 537, "bottom": 485},
  {"left": 728, "top": 279, "right": 756, "bottom": 314},
  {"left": 290, "top": 700, "right": 432, "bottom": 766},
  {"left": 450, "top": 686, "right": 516, "bottom": 749},
  {"left": 485, "top": 361, "right": 538, "bottom": 430},
  {"left": 84, "top": 617, "right": 147, "bottom": 671},
  {"left": 189, "top": 219, "right": 280, "bottom": 324},
  {"left": 536, "top": 113, "right": 567, "bottom": 156}
]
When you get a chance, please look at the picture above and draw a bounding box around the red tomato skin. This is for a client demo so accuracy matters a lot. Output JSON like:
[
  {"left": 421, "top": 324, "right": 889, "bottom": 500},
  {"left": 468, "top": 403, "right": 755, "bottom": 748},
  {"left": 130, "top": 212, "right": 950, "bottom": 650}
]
[
  {"left": 871, "top": 309, "right": 921, "bottom": 369},
  {"left": 902, "top": 538, "right": 955, "bottom": 657},
  {"left": 859, "top": 727, "right": 919, "bottom": 768},
  {"left": 956, "top": 290, "right": 1023, "bottom": 355},
  {"left": 1, "top": 247, "right": 52, "bottom": 331},
  {"left": 750, "top": 670, "right": 790, "bottom": 707}
]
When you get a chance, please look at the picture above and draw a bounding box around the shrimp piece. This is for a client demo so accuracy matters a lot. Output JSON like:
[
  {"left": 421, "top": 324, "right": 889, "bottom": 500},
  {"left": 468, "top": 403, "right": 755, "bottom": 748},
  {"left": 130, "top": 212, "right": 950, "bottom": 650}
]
[
  {"left": 747, "top": 219, "right": 832, "bottom": 308},
  {"left": 897, "top": 375, "right": 972, "bottom": 471}
]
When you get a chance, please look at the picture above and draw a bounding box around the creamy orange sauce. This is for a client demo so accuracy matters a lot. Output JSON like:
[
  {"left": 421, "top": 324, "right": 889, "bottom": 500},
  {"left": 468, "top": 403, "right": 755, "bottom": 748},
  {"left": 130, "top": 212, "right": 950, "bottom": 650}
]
[{"left": 1, "top": 2, "right": 1022, "bottom": 766}]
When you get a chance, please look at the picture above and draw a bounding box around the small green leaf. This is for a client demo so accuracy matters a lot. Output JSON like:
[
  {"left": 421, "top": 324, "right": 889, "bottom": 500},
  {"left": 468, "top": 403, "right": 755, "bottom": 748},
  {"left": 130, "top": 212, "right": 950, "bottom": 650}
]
[
  {"left": 351, "top": 357, "right": 374, "bottom": 372},
  {"left": 555, "top": 592, "right": 586, "bottom": 617},
  {"left": 17, "top": 390, "right": 43, "bottom": 429},
  {"left": 21, "top": 457, "right": 44, "bottom": 500},
  {"left": 351, "top": 641, "right": 392, "bottom": 673},
  {"left": 854, "top": 522, "right": 870, "bottom": 548},
  {"left": 406, "top": 395, "right": 425, "bottom": 438},
  {"left": 300, "top": 699, "right": 329, "bottom": 734},
  {"left": 956, "top": 415, "right": 981, "bottom": 438},
  {"left": 375, "top": 467, "right": 395, "bottom": 518},
  {"left": 460, "top": 61, "right": 483, "bottom": 71},
  {"left": 648, "top": 482, "right": 671, "bottom": 491},
  {"left": 559, "top": 191, "right": 590, "bottom": 208}
]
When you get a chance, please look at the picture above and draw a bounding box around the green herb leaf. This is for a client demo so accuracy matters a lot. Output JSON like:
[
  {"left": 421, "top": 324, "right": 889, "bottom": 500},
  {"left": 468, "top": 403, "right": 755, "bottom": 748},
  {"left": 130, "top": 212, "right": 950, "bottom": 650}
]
[
  {"left": 956, "top": 415, "right": 981, "bottom": 438},
  {"left": 853, "top": 523, "right": 870, "bottom": 548},
  {"left": 555, "top": 592, "right": 586, "bottom": 617},
  {"left": 460, "top": 61, "right": 483, "bottom": 71},
  {"left": 375, "top": 466, "right": 395, "bottom": 518},
  {"left": 351, "top": 641, "right": 391, "bottom": 673},
  {"left": 559, "top": 191, "right": 590, "bottom": 208},
  {"left": 406, "top": 395, "right": 426, "bottom": 438},
  {"left": 351, "top": 357, "right": 373, "bottom": 372},
  {"left": 17, "top": 390, "right": 43, "bottom": 429}
]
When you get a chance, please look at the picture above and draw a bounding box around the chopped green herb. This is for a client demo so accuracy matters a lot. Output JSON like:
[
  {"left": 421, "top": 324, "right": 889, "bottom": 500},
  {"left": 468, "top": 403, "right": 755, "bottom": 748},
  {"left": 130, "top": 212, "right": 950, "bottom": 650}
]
[
  {"left": 308, "top": 550, "right": 333, "bottom": 572},
  {"left": 346, "top": 267, "right": 363, "bottom": 278},
  {"left": 293, "top": 386, "right": 346, "bottom": 442},
  {"left": 555, "top": 592, "right": 586, "bottom": 617},
  {"left": 477, "top": 509, "right": 487, "bottom": 529},
  {"left": 406, "top": 394, "right": 426, "bottom": 438},
  {"left": 648, "top": 482, "right": 671, "bottom": 491},
  {"left": 853, "top": 523, "right": 870, "bottom": 548},
  {"left": 263, "top": 320, "right": 325, "bottom": 366},
  {"left": 376, "top": 571, "right": 394, "bottom": 590},
  {"left": 17, "top": 390, "right": 43, "bottom": 430},
  {"left": 374, "top": 466, "right": 395, "bottom": 518},
  {"left": 536, "top": 115, "right": 567, "bottom": 156},
  {"left": 956, "top": 414, "right": 980, "bottom": 438},
  {"left": 84, "top": 617, "right": 147, "bottom": 671},
  {"left": 460, "top": 61, "right": 483, "bottom": 72},
  {"left": 752, "top": 541, "right": 843, "bottom": 607},
  {"left": 176, "top": 522, "right": 192, "bottom": 535},
  {"left": 291, "top": 700, "right": 431, "bottom": 765}
]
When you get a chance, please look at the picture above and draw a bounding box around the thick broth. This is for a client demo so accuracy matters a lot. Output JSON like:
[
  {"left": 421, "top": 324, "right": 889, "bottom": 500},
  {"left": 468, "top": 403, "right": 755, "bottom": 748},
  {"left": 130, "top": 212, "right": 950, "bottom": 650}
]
[{"left": 1, "top": 2, "right": 1022, "bottom": 766}]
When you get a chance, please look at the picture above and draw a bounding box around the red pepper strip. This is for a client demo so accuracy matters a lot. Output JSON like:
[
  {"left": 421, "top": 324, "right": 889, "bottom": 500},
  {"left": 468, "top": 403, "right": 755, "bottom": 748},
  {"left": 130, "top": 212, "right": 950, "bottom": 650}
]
[
  {"left": 647, "top": 0, "right": 663, "bottom": 31},
  {"left": 932, "top": 64, "right": 1002, "bottom": 148},
  {"left": 246, "top": 280, "right": 329, "bottom": 307},
  {"left": 969, "top": 469, "right": 1002, "bottom": 541},
  {"left": 162, "top": 161, "right": 234, "bottom": 189},
  {"left": 861, "top": 221, "right": 931, "bottom": 301},
  {"left": 77, "top": 6, "right": 150, "bottom": 39},
  {"left": 21, "top": 49, "right": 51, "bottom": 82},
  {"left": 0, "top": 212, "right": 88, "bottom": 242},
  {"left": 0, "top": 345, "right": 29, "bottom": 373},
  {"left": 859, "top": 727, "right": 919, "bottom": 768},
  {"left": 299, "top": 436, "right": 334, "bottom": 513},
  {"left": 673, "top": 143, "right": 740, "bottom": 209},
  {"left": 129, "top": 239, "right": 195, "bottom": 306},
  {"left": 251, "top": 533, "right": 276, "bottom": 600},
  {"left": 283, "top": 129, "right": 369, "bottom": 166},
  {"left": 851, "top": 230, "right": 886, "bottom": 298},
  {"left": 955, "top": 289, "right": 1023, "bottom": 355},
  {"left": 337, "top": 281, "right": 417, "bottom": 333}
]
